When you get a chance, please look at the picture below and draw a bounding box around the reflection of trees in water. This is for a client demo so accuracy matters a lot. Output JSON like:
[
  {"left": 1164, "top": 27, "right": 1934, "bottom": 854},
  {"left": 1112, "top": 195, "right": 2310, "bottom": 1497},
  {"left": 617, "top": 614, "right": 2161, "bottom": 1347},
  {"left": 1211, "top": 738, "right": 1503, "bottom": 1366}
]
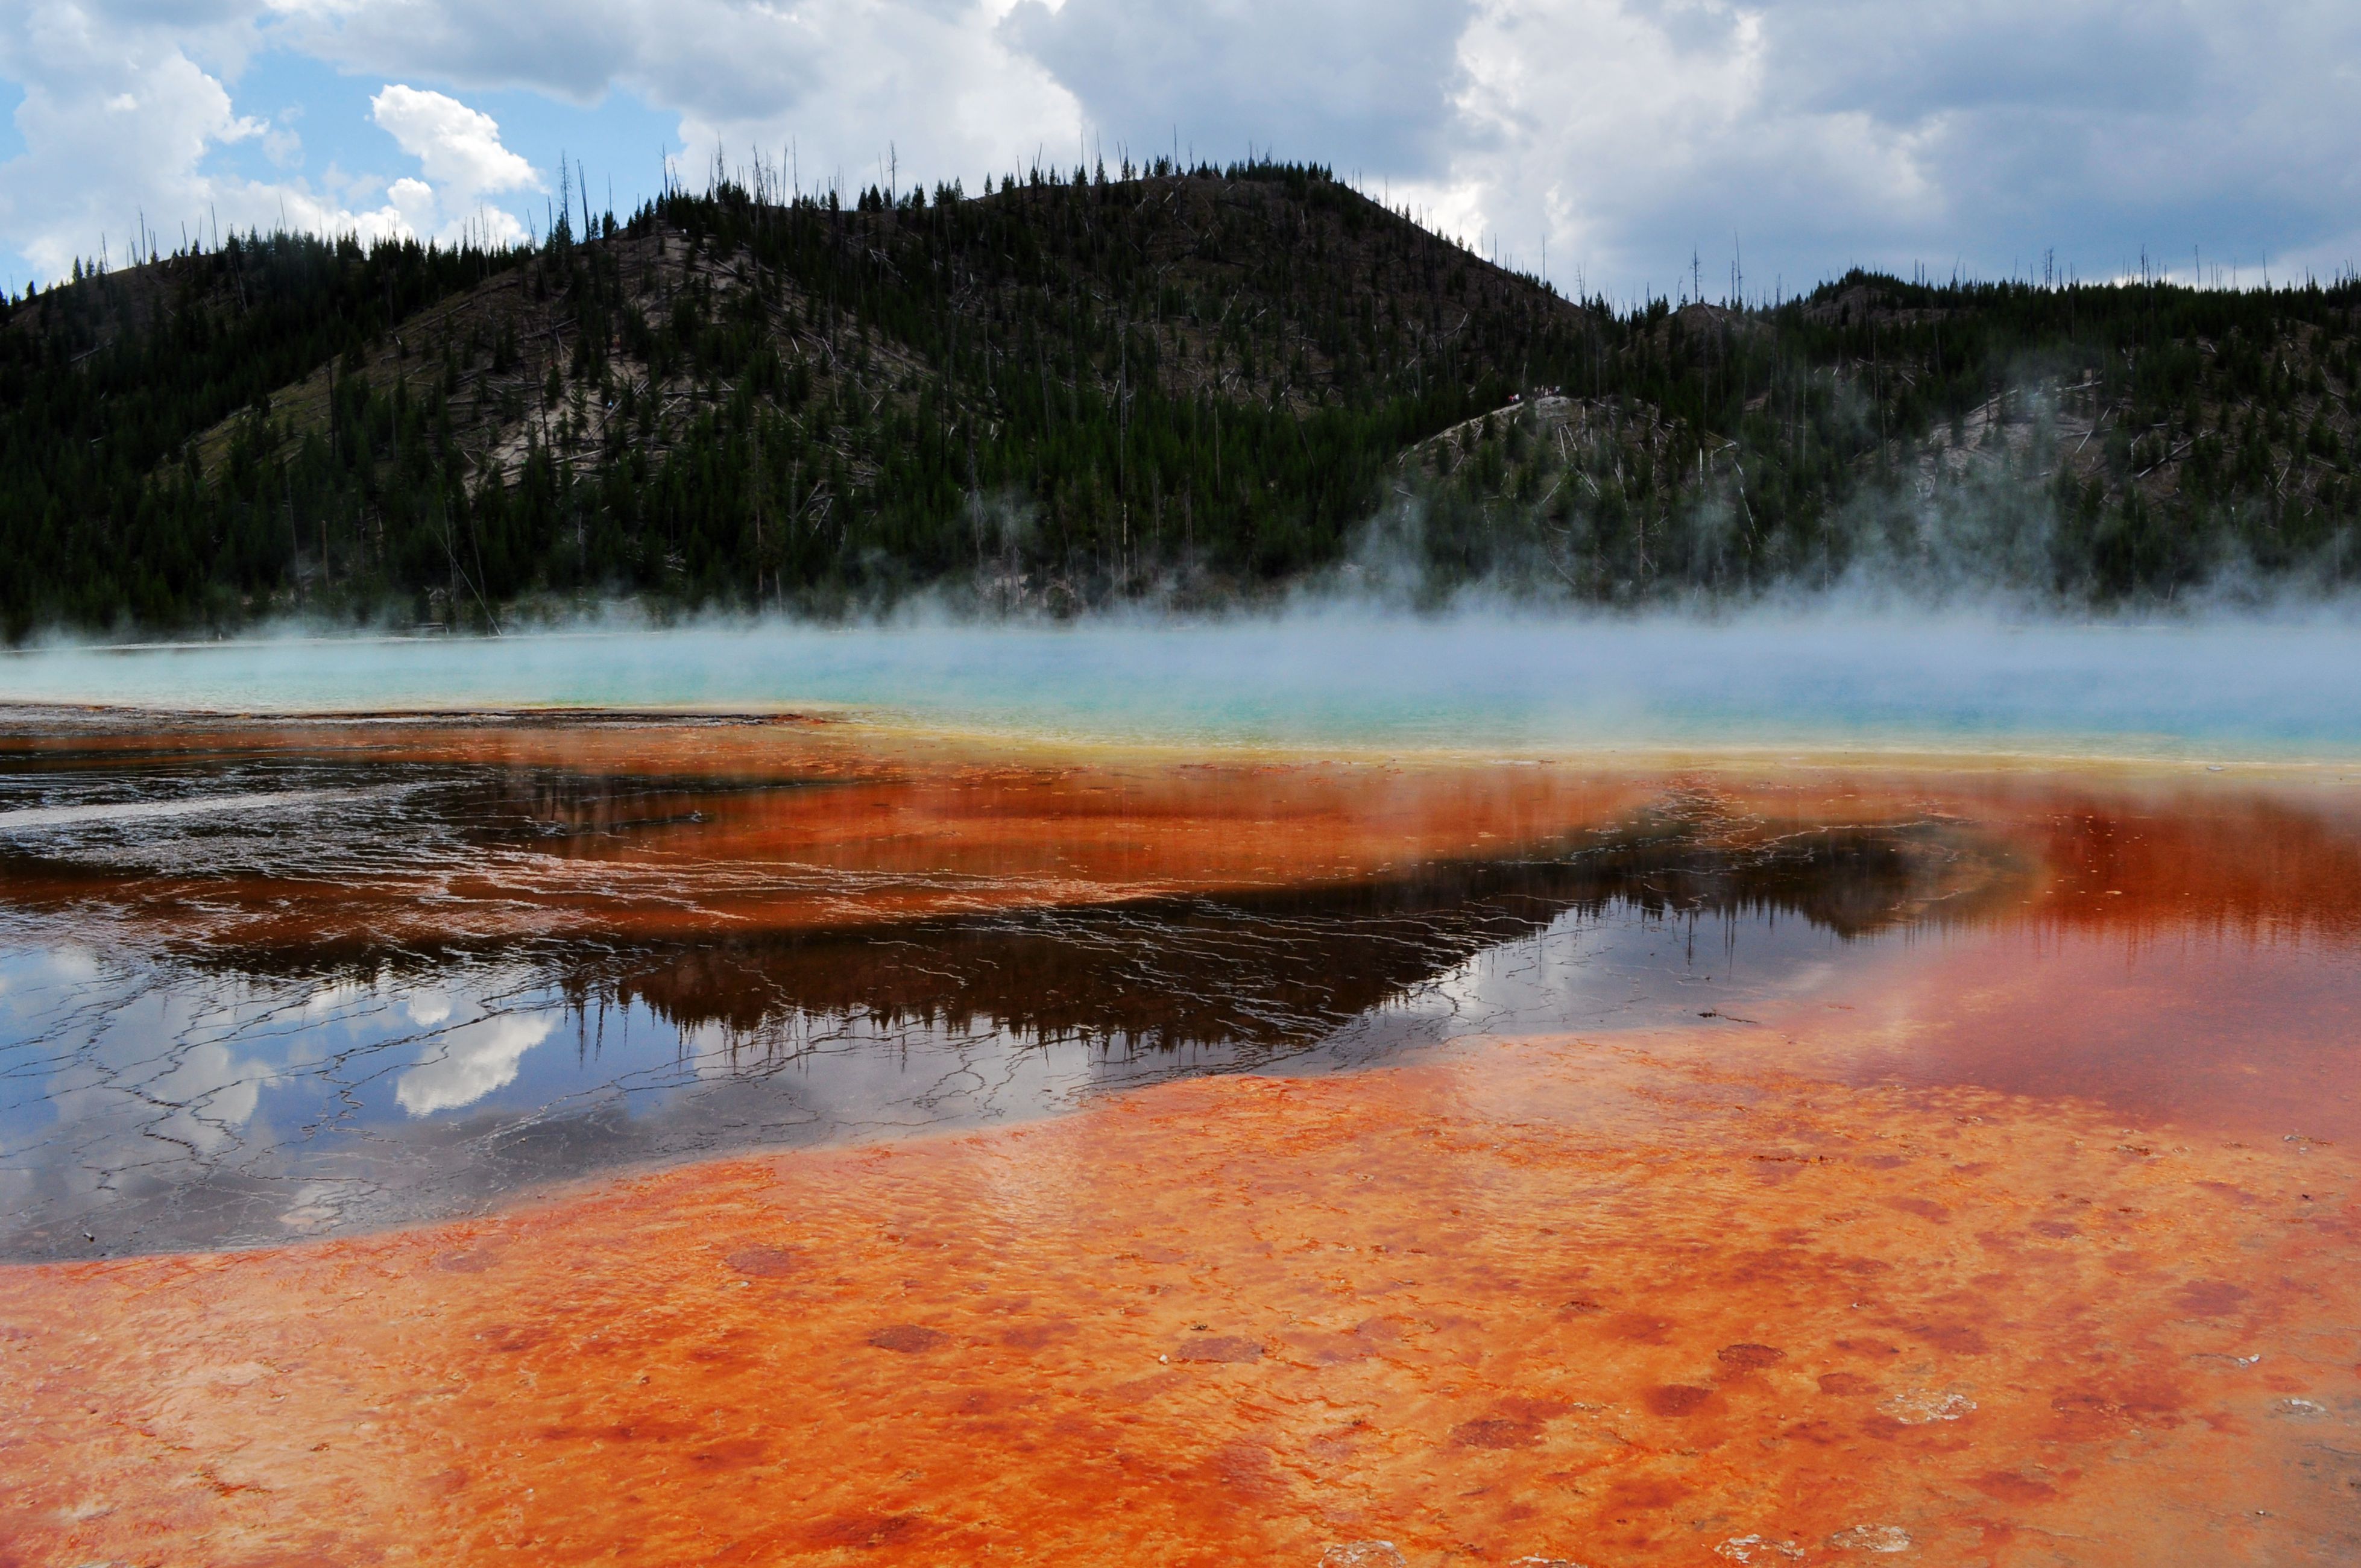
[
  {"left": 0, "top": 763, "right": 2024, "bottom": 1059},
  {"left": 563, "top": 816, "right": 2022, "bottom": 1053},
  {"left": 0, "top": 809, "right": 2025, "bottom": 1259}
]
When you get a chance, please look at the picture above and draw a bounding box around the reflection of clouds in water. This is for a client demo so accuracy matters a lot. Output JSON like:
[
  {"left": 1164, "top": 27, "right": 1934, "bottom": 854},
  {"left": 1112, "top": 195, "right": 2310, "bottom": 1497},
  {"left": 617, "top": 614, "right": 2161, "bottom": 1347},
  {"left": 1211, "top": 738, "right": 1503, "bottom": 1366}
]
[
  {"left": 304, "top": 978, "right": 377, "bottom": 1018},
  {"left": 40, "top": 945, "right": 97, "bottom": 984},
  {"left": 396, "top": 1013, "right": 558, "bottom": 1116},
  {"left": 1369, "top": 906, "right": 1856, "bottom": 1055},
  {"left": 0, "top": 946, "right": 80, "bottom": 1015},
  {"left": 0, "top": 883, "right": 1905, "bottom": 1255},
  {"left": 676, "top": 1007, "right": 1079, "bottom": 1112},
  {"left": 134, "top": 1041, "right": 269, "bottom": 1151},
  {"left": 0, "top": 944, "right": 574, "bottom": 1246},
  {"left": 23, "top": 981, "right": 282, "bottom": 1158},
  {"left": 277, "top": 1181, "right": 352, "bottom": 1234},
  {"left": 665, "top": 1006, "right": 1123, "bottom": 1156},
  {"left": 1392, "top": 913, "right": 1608, "bottom": 1034}
]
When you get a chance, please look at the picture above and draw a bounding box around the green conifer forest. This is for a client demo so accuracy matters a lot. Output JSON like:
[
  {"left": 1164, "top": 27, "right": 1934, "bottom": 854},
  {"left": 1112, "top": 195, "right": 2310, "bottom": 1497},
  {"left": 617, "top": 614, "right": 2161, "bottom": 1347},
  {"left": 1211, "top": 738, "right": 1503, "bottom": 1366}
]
[{"left": 3, "top": 158, "right": 2357, "bottom": 635}]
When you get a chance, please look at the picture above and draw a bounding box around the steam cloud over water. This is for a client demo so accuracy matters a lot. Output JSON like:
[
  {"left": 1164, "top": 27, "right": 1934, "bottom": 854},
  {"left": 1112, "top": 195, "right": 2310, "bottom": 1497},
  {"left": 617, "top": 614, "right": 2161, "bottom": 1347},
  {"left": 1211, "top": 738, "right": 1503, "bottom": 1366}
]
[{"left": 7, "top": 613, "right": 2361, "bottom": 757}]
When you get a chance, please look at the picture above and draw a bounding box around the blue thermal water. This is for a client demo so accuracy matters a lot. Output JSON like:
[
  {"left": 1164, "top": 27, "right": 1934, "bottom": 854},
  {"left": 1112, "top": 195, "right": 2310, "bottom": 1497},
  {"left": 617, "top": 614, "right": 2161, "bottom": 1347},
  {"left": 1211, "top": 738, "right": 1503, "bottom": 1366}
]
[{"left": 5, "top": 616, "right": 2360, "bottom": 756}]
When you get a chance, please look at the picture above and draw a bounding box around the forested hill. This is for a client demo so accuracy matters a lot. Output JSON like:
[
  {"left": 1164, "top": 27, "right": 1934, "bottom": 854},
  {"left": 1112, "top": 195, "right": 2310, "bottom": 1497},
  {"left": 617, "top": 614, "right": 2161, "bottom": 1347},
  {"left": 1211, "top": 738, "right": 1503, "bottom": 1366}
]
[{"left": 3, "top": 157, "right": 2359, "bottom": 636}]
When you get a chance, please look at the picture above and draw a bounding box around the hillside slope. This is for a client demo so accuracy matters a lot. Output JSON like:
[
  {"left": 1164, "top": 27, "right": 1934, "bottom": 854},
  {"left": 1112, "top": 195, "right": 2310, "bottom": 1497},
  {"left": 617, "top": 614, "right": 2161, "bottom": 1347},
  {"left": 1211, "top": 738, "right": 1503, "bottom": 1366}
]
[
  {"left": 1400, "top": 283, "right": 2361, "bottom": 601},
  {"left": 2, "top": 159, "right": 2357, "bottom": 634}
]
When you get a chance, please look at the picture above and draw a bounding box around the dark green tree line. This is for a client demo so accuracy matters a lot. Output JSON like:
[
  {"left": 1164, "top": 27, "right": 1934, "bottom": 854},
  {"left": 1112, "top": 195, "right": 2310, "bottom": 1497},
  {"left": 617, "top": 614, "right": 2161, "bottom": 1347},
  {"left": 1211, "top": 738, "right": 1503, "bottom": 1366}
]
[{"left": 3, "top": 159, "right": 2356, "bottom": 636}]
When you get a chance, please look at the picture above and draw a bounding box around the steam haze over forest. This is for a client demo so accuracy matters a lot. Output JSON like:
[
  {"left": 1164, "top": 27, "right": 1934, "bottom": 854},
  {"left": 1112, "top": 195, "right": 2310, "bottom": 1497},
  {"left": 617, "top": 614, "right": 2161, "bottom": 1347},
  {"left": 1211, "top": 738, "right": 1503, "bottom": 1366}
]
[{"left": 4, "top": 1, "right": 2360, "bottom": 632}]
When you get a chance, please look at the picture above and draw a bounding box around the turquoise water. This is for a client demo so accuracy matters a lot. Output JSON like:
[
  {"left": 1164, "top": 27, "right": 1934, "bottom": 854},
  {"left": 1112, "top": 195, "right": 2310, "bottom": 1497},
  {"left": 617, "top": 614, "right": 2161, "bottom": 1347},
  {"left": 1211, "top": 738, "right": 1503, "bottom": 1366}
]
[{"left": 5, "top": 616, "right": 2361, "bottom": 757}]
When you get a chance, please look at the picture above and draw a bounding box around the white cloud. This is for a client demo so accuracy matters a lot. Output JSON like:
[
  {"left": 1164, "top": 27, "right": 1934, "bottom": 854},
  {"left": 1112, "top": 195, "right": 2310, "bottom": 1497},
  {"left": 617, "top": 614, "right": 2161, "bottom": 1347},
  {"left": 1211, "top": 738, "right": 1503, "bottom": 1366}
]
[
  {"left": 0, "top": 6, "right": 540, "bottom": 284},
  {"left": 1001, "top": 0, "right": 1470, "bottom": 177},
  {"left": 278, "top": 0, "right": 1082, "bottom": 201},
  {"left": 370, "top": 83, "right": 536, "bottom": 202},
  {"left": 998, "top": 0, "right": 2361, "bottom": 296},
  {"left": 262, "top": 118, "right": 303, "bottom": 166},
  {"left": 1422, "top": 0, "right": 1940, "bottom": 297},
  {"left": 0, "top": 7, "right": 274, "bottom": 279},
  {"left": 364, "top": 83, "right": 540, "bottom": 244},
  {"left": 1420, "top": 0, "right": 2361, "bottom": 297},
  {"left": 6, "top": 0, "right": 2359, "bottom": 295}
]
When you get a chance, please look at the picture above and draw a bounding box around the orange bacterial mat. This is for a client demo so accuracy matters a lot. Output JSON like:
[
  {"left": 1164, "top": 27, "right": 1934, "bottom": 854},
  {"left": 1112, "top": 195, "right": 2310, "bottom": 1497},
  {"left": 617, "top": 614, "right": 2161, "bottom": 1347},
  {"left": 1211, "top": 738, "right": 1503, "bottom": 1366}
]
[
  {"left": 3, "top": 720, "right": 2359, "bottom": 1565},
  {"left": 4, "top": 1030, "right": 2356, "bottom": 1566}
]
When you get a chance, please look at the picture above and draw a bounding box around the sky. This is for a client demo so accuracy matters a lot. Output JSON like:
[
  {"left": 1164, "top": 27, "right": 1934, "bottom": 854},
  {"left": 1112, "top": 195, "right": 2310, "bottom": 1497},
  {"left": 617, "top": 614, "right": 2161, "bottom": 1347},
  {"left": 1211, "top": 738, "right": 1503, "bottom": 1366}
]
[{"left": 2, "top": 0, "right": 2357, "bottom": 304}]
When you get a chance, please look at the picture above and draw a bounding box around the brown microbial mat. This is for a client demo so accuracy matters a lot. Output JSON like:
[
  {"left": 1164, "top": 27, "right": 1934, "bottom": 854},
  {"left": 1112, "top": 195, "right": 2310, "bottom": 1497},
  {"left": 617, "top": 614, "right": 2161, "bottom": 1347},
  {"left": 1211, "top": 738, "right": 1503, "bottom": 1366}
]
[{"left": 2, "top": 711, "right": 2360, "bottom": 1564}]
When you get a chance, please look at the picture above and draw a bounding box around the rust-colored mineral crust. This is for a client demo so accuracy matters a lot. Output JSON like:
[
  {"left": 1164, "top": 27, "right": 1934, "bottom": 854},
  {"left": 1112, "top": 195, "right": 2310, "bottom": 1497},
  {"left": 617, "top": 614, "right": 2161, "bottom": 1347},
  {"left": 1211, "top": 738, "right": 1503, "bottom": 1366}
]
[{"left": 4, "top": 1030, "right": 2355, "bottom": 1566}]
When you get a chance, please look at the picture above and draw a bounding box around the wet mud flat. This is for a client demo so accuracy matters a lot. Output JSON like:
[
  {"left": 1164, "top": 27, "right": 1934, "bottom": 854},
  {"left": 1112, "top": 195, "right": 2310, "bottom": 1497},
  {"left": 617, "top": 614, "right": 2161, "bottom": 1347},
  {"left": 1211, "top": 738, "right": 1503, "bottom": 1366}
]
[{"left": 2, "top": 710, "right": 2360, "bottom": 1561}]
